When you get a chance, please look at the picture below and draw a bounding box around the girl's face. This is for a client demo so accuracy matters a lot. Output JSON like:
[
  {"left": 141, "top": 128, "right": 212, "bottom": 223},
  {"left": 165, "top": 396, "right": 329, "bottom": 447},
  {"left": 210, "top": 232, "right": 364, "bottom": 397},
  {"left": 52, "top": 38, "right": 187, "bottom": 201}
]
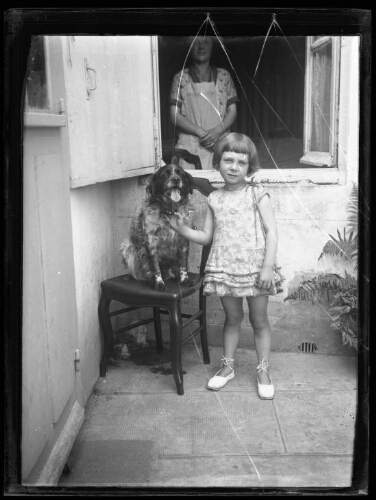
[{"left": 219, "top": 151, "right": 249, "bottom": 189}]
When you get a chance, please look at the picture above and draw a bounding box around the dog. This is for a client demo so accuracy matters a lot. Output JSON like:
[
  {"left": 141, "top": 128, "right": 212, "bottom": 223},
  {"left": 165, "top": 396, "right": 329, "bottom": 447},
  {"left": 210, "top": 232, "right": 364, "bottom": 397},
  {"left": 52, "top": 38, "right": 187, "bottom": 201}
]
[{"left": 120, "top": 158, "right": 196, "bottom": 291}]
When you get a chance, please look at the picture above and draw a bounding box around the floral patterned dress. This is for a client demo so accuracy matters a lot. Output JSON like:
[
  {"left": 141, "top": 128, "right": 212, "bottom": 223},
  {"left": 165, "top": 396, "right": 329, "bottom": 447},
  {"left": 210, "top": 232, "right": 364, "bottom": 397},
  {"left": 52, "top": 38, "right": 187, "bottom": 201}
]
[{"left": 203, "top": 183, "right": 284, "bottom": 297}]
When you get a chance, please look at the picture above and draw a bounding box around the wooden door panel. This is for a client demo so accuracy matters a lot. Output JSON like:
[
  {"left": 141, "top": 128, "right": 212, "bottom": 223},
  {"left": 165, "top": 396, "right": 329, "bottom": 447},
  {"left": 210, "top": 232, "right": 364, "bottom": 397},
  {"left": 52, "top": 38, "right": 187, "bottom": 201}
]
[
  {"left": 22, "top": 35, "right": 83, "bottom": 483},
  {"left": 22, "top": 150, "right": 53, "bottom": 473},
  {"left": 34, "top": 153, "right": 77, "bottom": 423},
  {"left": 61, "top": 35, "right": 157, "bottom": 187}
]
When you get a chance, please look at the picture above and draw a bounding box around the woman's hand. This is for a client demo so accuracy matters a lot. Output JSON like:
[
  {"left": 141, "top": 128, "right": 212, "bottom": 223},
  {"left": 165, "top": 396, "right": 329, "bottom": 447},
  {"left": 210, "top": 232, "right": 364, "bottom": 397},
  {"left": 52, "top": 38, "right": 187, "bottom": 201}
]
[
  {"left": 199, "top": 126, "right": 222, "bottom": 150},
  {"left": 257, "top": 265, "right": 275, "bottom": 290}
]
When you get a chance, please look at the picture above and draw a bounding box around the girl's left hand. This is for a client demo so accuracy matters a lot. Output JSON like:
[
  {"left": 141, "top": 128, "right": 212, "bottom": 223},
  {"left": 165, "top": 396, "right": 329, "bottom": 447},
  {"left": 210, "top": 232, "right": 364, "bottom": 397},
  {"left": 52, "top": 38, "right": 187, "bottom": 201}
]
[
  {"left": 257, "top": 266, "right": 275, "bottom": 290},
  {"left": 169, "top": 212, "right": 185, "bottom": 232}
]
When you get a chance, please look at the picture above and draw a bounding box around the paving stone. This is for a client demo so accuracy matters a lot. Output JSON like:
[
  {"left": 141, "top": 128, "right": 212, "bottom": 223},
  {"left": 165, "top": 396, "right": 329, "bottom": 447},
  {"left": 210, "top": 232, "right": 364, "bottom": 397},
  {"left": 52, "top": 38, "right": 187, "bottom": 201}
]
[{"left": 273, "top": 391, "right": 357, "bottom": 454}]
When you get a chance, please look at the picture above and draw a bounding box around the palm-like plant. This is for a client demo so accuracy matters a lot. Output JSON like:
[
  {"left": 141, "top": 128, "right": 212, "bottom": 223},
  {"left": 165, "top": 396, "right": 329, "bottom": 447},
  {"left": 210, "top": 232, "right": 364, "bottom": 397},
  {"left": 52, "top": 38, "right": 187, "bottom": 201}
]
[
  {"left": 318, "top": 228, "right": 357, "bottom": 261},
  {"left": 285, "top": 183, "right": 359, "bottom": 350},
  {"left": 318, "top": 183, "right": 358, "bottom": 262},
  {"left": 346, "top": 183, "right": 359, "bottom": 232}
]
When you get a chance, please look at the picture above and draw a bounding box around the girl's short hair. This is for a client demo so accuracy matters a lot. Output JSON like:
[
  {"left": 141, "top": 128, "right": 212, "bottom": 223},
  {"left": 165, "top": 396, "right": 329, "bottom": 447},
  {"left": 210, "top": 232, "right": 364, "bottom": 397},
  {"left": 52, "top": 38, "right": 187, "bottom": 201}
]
[{"left": 212, "top": 133, "right": 260, "bottom": 175}]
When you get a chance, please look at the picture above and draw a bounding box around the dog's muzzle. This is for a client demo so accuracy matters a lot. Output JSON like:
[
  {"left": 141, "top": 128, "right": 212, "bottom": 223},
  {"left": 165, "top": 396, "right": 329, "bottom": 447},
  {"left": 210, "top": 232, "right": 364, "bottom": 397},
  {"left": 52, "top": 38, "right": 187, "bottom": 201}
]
[{"left": 165, "top": 186, "right": 182, "bottom": 202}]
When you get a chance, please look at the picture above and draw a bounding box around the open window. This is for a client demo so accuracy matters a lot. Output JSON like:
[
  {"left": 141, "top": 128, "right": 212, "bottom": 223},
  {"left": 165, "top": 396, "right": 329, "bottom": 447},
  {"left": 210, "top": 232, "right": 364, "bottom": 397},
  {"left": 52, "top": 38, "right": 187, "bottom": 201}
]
[
  {"left": 158, "top": 36, "right": 342, "bottom": 177},
  {"left": 300, "top": 36, "right": 340, "bottom": 167},
  {"left": 25, "top": 35, "right": 49, "bottom": 111}
]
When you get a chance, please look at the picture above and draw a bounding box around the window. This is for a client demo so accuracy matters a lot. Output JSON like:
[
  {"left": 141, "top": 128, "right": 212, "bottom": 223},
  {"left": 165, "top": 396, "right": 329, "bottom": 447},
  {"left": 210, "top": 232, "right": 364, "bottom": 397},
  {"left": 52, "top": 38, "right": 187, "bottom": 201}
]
[
  {"left": 300, "top": 36, "right": 340, "bottom": 167},
  {"left": 158, "top": 36, "right": 349, "bottom": 183},
  {"left": 25, "top": 36, "right": 49, "bottom": 110},
  {"left": 24, "top": 36, "right": 68, "bottom": 128},
  {"left": 158, "top": 36, "right": 307, "bottom": 171}
]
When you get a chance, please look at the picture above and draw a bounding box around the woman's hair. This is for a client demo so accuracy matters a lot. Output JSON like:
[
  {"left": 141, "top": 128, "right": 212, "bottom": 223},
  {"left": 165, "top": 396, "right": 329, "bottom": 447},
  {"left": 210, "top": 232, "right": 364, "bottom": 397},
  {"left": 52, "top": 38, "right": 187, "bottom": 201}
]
[
  {"left": 212, "top": 133, "right": 260, "bottom": 175},
  {"left": 184, "top": 35, "right": 218, "bottom": 62},
  {"left": 185, "top": 35, "right": 215, "bottom": 48}
]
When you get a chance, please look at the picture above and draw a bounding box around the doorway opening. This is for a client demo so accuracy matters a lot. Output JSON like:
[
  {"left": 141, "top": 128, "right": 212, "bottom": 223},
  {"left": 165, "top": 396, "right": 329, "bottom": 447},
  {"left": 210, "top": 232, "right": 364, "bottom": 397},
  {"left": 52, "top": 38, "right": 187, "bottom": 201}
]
[{"left": 158, "top": 35, "right": 305, "bottom": 169}]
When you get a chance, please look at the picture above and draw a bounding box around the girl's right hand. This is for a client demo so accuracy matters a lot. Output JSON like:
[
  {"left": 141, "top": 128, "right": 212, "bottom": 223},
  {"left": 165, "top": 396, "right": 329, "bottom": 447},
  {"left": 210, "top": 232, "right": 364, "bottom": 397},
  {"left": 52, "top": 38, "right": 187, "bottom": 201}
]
[{"left": 169, "top": 212, "right": 185, "bottom": 232}]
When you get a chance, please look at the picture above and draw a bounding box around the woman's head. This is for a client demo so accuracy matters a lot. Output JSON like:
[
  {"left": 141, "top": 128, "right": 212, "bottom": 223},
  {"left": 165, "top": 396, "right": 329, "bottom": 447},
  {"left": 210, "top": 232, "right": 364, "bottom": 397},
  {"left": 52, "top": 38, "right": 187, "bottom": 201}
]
[
  {"left": 187, "top": 36, "right": 214, "bottom": 64},
  {"left": 212, "top": 133, "right": 260, "bottom": 175}
]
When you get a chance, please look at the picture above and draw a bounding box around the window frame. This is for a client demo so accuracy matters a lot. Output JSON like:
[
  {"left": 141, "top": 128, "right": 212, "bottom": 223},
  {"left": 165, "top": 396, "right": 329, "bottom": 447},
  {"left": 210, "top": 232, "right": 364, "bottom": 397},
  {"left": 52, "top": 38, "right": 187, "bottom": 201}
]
[
  {"left": 24, "top": 35, "right": 67, "bottom": 127},
  {"left": 300, "top": 36, "right": 341, "bottom": 168},
  {"left": 24, "top": 35, "right": 50, "bottom": 112}
]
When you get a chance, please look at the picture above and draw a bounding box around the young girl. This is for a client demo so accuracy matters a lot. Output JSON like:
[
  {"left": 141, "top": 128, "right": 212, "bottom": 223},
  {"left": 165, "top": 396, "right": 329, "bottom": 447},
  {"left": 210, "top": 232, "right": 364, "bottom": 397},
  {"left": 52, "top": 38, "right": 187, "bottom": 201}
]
[{"left": 169, "top": 132, "right": 283, "bottom": 399}]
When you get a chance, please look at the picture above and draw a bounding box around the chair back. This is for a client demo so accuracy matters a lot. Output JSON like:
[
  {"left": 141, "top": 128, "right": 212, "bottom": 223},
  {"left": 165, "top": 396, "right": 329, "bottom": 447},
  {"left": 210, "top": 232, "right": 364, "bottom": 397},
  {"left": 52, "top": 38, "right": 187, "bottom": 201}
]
[{"left": 191, "top": 177, "right": 217, "bottom": 275}]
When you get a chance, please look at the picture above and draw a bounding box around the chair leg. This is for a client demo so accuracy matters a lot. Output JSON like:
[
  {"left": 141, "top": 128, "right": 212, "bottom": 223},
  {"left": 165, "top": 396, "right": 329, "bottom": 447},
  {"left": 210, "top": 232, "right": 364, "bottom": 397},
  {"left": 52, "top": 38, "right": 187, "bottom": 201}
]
[
  {"left": 153, "top": 307, "right": 163, "bottom": 352},
  {"left": 98, "top": 295, "right": 113, "bottom": 377},
  {"left": 199, "top": 290, "right": 210, "bottom": 364},
  {"left": 168, "top": 302, "right": 184, "bottom": 395}
]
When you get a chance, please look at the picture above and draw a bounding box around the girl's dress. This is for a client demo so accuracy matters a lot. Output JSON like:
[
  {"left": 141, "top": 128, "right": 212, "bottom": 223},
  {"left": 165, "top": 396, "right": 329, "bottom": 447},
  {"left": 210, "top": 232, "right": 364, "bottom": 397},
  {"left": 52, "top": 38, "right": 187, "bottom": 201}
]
[{"left": 203, "top": 183, "right": 284, "bottom": 297}]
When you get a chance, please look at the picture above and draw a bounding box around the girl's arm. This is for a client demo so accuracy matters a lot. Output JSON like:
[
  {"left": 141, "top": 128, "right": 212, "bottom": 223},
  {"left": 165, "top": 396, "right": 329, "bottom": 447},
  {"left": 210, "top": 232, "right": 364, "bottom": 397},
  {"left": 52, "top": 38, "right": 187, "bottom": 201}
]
[
  {"left": 257, "top": 195, "right": 278, "bottom": 289},
  {"left": 169, "top": 205, "right": 214, "bottom": 246}
]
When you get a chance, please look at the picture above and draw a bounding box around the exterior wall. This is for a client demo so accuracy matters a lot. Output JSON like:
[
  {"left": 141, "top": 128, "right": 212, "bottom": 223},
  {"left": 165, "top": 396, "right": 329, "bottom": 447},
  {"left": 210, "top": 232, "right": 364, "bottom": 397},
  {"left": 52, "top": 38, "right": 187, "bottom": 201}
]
[
  {"left": 70, "top": 175, "right": 147, "bottom": 404},
  {"left": 70, "top": 182, "right": 116, "bottom": 403}
]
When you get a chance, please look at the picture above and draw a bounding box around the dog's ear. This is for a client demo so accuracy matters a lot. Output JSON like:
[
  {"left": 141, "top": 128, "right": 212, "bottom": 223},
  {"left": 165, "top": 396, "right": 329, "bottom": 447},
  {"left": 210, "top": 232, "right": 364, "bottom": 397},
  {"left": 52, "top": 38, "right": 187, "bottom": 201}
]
[
  {"left": 146, "top": 166, "right": 166, "bottom": 198},
  {"left": 184, "top": 170, "right": 195, "bottom": 194},
  {"left": 146, "top": 172, "right": 156, "bottom": 196}
]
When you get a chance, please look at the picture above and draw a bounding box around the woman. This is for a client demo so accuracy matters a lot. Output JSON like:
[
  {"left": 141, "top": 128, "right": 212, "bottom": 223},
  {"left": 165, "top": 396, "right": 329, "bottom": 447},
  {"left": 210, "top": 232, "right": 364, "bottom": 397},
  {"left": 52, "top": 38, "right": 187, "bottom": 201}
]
[{"left": 170, "top": 36, "right": 239, "bottom": 170}]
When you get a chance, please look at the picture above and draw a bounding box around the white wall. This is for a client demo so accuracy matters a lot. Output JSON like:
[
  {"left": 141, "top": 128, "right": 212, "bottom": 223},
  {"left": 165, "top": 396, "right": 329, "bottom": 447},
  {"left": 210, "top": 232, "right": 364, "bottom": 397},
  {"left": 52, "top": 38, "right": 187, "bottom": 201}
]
[
  {"left": 70, "top": 182, "right": 115, "bottom": 403},
  {"left": 69, "top": 175, "right": 147, "bottom": 404}
]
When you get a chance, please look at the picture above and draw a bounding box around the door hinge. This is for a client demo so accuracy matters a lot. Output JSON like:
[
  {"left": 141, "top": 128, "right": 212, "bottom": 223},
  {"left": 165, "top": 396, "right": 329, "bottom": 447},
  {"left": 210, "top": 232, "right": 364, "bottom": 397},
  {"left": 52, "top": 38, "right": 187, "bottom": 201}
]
[{"left": 74, "top": 349, "right": 81, "bottom": 372}]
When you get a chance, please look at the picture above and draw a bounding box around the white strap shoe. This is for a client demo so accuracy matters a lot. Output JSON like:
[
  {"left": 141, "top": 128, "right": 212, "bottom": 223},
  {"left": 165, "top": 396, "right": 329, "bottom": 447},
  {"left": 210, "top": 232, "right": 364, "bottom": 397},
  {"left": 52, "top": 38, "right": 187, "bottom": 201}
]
[
  {"left": 256, "top": 355, "right": 274, "bottom": 400},
  {"left": 207, "top": 356, "right": 235, "bottom": 391}
]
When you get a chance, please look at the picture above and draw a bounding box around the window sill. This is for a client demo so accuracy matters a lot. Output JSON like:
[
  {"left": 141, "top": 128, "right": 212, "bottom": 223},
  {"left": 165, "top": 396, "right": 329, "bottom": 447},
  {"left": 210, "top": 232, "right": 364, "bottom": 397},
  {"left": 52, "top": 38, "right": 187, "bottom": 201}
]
[
  {"left": 189, "top": 168, "right": 341, "bottom": 186},
  {"left": 300, "top": 152, "right": 332, "bottom": 167},
  {"left": 24, "top": 112, "right": 67, "bottom": 128}
]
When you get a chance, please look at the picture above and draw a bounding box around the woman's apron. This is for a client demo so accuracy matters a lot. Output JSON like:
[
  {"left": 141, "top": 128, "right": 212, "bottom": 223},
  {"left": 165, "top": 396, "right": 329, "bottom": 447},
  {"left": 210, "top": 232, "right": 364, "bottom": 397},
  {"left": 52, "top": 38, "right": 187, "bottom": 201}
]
[{"left": 176, "top": 79, "right": 223, "bottom": 170}]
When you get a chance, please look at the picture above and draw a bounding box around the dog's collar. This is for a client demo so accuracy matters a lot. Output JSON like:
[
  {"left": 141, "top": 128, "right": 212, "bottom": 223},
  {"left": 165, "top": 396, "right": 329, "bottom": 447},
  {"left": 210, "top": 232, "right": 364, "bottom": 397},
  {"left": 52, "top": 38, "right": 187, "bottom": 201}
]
[
  {"left": 163, "top": 208, "right": 175, "bottom": 218},
  {"left": 150, "top": 196, "right": 187, "bottom": 217}
]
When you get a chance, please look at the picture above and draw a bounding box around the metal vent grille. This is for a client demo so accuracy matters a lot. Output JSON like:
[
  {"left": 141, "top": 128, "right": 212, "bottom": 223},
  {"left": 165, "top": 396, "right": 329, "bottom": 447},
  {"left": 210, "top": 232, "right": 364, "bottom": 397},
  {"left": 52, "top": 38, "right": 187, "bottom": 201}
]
[{"left": 298, "top": 342, "right": 318, "bottom": 353}]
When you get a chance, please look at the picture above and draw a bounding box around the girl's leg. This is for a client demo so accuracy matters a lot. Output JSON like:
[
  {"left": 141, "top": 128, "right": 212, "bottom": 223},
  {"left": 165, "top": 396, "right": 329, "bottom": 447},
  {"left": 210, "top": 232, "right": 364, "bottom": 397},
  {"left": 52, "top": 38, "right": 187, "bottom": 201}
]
[
  {"left": 215, "top": 296, "right": 244, "bottom": 376},
  {"left": 246, "top": 295, "right": 272, "bottom": 385}
]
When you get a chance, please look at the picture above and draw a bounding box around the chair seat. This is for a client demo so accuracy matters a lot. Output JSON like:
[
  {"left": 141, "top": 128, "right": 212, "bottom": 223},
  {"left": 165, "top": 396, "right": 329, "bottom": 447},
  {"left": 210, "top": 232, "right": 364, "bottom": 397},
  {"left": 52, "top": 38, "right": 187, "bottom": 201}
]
[{"left": 101, "top": 273, "right": 204, "bottom": 304}]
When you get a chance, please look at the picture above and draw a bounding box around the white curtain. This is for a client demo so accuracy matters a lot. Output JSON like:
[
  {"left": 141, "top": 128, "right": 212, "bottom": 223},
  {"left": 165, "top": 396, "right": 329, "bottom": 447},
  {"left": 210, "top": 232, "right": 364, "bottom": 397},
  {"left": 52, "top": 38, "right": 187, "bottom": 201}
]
[{"left": 311, "top": 41, "right": 332, "bottom": 152}]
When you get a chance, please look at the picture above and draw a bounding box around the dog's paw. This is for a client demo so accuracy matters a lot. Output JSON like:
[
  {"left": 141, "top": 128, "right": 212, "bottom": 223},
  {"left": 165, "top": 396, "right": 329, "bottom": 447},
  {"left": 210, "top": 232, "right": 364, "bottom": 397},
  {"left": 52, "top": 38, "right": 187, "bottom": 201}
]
[
  {"left": 154, "top": 275, "right": 166, "bottom": 291},
  {"left": 154, "top": 280, "right": 166, "bottom": 291},
  {"left": 179, "top": 268, "right": 194, "bottom": 287},
  {"left": 180, "top": 277, "right": 195, "bottom": 287}
]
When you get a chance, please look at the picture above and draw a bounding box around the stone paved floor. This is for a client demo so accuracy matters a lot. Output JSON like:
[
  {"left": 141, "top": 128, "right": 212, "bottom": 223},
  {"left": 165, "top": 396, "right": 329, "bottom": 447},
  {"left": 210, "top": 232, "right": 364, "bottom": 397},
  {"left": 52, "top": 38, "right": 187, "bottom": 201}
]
[{"left": 59, "top": 343, "right": 357, "bottom": 489}]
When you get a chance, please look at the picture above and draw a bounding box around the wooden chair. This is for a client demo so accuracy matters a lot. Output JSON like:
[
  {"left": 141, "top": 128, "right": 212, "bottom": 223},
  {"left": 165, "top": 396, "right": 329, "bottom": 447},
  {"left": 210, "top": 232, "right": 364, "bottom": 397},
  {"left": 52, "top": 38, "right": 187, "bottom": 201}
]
[
  {"left": 98, "top": 177, "right": 216, "bottom": 395},
  {"left": 162, "top": 141, "right": 202, "bottom": 170}
]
